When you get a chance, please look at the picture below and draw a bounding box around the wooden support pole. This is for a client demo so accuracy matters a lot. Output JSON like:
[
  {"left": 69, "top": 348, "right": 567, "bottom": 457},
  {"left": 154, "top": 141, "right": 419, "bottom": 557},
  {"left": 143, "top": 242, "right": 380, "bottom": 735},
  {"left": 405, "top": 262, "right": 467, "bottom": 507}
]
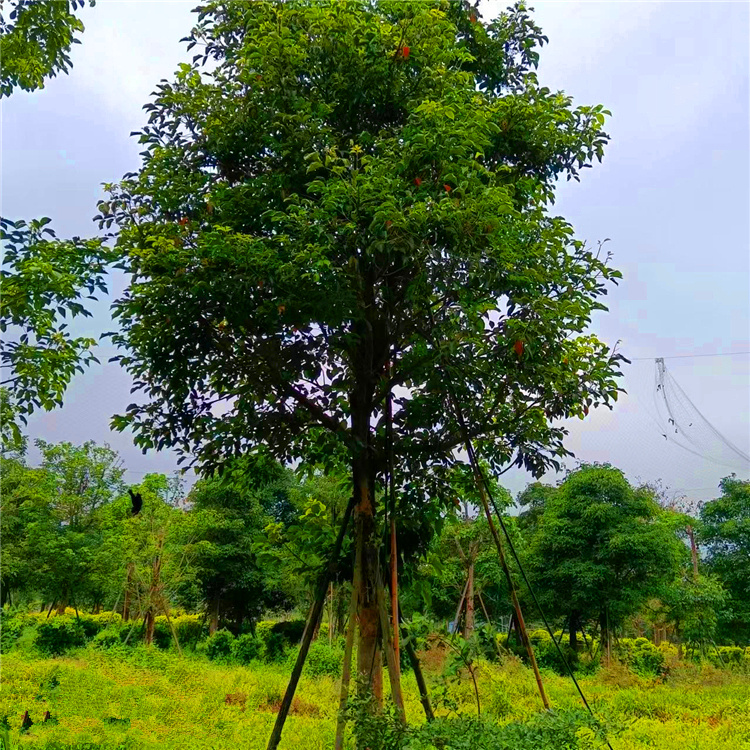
[
  {"left": 452, "top": 576, "right": 470, "bottom": 635},
  {"left": 376, "top": 578, "right": 406, "bottom": 724},
  {"left": 266, "top": 492, "right": 357, "bottom": 750},
  {"left": 160, "top": 596, "right": 182, "bottom": 656},
  {"left": 478, "top": 591, "right": 492, "bottom": 628},
  {"left": 390, "top": 518, "right": 400, "bottom": 668},
  {"left": 335, "top": 567, "right": 360, "bottom": 750},
  {"left": 392, "top": 591, "right": 434, "bottom": 723},
  {"left": 476, "top": 484, "right": 549, "bottom": 708},
  {"left": 464, "top": 559, "right": 475, "bottom": 636}
]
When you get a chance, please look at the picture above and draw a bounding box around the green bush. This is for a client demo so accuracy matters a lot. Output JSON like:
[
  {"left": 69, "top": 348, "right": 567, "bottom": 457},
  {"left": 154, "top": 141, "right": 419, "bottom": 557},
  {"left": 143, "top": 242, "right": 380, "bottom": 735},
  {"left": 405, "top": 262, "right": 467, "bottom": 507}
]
[
  {"left": 206, "top": 629, "right": 235, "bottom": 661},
  {"left": 0, "top": 615, "right": 22, "bottom": 652},
  {"left": 287, "top": 640, "right": 343, "bottom": 677},
  {"left": 232, "top": 633, "right": 264, "bottom": 664},
  {"left": 406, "top": 710, "right": 612, "bottom": 750},
  {"left": 36, "top": 619, "right": 86, "bottom": 656},
  {"left": 92, "top": 628, "right": 125, "bottom": 649},
  {"left": 348, "top": 702, "right": 612, "bottom": 750},
  {"left": 152, "top": 617, "right": 173, "bottom": 649},
  {"left": 257, "top": 619, "right": 306, "bottom": 662},
  {"left": 173, "top": 615, "right": 204, "bottom": 650},
  {"left": 618, "top": 637, "right": 665, "bottom": 676}
]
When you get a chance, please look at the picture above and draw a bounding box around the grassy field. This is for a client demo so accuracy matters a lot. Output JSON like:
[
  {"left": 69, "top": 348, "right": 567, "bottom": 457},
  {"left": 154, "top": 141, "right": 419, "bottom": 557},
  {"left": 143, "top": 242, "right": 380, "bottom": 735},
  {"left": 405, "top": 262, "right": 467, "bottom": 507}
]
[{"left": 3, "top": 645, "right": 749, "bottom": 750}]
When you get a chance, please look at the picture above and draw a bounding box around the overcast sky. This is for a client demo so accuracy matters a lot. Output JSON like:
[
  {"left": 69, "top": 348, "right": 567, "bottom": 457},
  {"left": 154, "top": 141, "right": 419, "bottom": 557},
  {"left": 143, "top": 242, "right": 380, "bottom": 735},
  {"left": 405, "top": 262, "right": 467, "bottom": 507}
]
[{"left": 3, "top": 1, "right": 749, "bottom": 503}]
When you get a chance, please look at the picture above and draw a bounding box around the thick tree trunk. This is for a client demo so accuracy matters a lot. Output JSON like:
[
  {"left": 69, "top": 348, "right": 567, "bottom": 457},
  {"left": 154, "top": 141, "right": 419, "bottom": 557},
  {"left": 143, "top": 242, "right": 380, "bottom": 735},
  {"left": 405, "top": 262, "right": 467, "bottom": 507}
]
[
  {"left": 355, "top": 479, "right": 382, "bottom": 704},
  {"left": 464, "top": 561, "right": 475, "bottom": 637},
  {"left": 352, "top": 392, "right": 383, "bottom": 705}
]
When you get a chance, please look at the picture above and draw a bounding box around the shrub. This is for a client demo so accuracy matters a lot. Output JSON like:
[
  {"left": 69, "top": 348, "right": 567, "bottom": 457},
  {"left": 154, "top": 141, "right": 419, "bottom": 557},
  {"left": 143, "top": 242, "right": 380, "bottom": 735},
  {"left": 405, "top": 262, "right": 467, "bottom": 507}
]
[
  {"left": 257, "top": 619, "right": 306, "bottom": 662},
  {"left": 173, "top": 614, "right": 204, "bottom": 650},
  {"left": 0, "top": 615, "right": 22, "bottom": 652},
  {"left": 349, "top": 705, "right": 613, "bottom": 750},
  {"left": 206, "top": 629, "right": 235, "bottom": 661},
  {"left": 287, "top": 640, "right": 343, "bottom": 677},
  {"left": 92, "top": 628, "right": 125, "bottom": 649},
  {"left": 618, "top": 637, "right": 665, "bottom": 677},
  {"left": 36, "top": 619, "right": 86, "bottom": 656},
  {"left": 233, "top": 633, "right": 264, "bottom": 664},
  {"left": 152, "top": 616, "right": 173, "bottom": 649}
]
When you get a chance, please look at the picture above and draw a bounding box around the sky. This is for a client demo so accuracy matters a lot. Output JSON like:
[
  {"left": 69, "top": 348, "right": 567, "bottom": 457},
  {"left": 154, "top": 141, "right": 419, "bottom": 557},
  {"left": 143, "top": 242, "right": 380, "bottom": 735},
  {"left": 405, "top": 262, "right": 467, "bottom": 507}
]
[{"left": 3, "top": 0, "right": 749, "bottom": 504}]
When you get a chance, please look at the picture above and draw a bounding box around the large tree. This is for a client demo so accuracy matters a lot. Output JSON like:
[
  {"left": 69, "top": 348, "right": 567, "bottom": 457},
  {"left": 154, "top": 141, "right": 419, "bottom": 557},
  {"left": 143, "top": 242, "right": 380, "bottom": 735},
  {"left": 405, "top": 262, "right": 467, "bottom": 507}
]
[
  {"left": 527, "top": 464, "right": 685, "bottom": 650},
  {"left": 102, "top": 0, "right": 625, "bottom": 699}
]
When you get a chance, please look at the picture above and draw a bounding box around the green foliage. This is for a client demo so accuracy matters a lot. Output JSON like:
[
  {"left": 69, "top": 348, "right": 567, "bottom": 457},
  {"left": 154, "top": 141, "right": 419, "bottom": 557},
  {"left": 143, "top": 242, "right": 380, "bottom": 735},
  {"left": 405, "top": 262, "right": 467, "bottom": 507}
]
[
  {"left": 0, "top": 0, "right": 94, "bottom": 97},
  {"left": 102, "top": 0, "right": 623, "bottom": 514},
  {"left": 35, "top": 618, "right": 85, "bottom": 656},
  {"left": 232, "top": 633, "right": 264, "bottom": 664},
  {"left": 0, "top": 615, "right": 23, "bottom": 652},
  {"left": 0, "top": 218, "right": 114, "bottom": 445},
  {"left": 699, "top": 476, "right": 750, "bottom": 644},
  {"left": 404, "top": 710, "right": 612, "bottom": 750},
  {"left": 205, "top": 629, "right": 234, "bottom": 661},
  {"left": 286, "top": 639, "right": 343, "bottom": 677},
  {"left": 259, "top": 619, "right": 306, "bottom": 662},
  {"left": 617, "top": 637, "right": 665, "bottom": 677},
  {"left": 527, "top": 464, "right": 685, "bottom": 637},
  {"left": 172, "top": 614, "right": 204, "bottom": 650},
  {"left": 660, "top": 572, "right": 727, "bottom": 646},
  {"left": 177, "top": 459, "right": 283, "bottom": 633},
  {"left": 92, "top": 628, "right": 124, "bottom": 650}
]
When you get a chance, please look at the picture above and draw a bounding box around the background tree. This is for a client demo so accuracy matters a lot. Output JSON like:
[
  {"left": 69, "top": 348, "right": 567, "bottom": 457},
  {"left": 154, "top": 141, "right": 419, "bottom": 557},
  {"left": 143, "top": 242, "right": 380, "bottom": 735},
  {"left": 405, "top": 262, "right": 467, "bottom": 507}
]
[
  {"left": 22, "top": 440, "right": 126, "bottom": 613},
  {"left": 527, "top": 464, "right": 685, "bottom": 652},
  {"left": 0, "top": 448, "right": 52, "bottom": 606},
  {"left": 101, "top": 0, "right": 624, "bottom": 699},
  {"left": 515, "top": 481, "right": 556, "bottom": 533},
  {"left": 258, "top": 470, "right": 353, "bottom": 630},
  {"left": 179, "top": 464, "right": 280, "bottom": 635},
  {"left": 699, "top": 476, "right": 750, "bottom": 645}
]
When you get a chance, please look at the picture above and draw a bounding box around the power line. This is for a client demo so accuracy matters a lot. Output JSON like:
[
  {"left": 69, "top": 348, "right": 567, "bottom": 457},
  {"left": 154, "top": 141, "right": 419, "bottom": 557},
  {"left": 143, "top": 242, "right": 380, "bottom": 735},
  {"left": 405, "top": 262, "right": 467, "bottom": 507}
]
[{"left": 631, "top": 351, "right": 750, "bottom": 361}]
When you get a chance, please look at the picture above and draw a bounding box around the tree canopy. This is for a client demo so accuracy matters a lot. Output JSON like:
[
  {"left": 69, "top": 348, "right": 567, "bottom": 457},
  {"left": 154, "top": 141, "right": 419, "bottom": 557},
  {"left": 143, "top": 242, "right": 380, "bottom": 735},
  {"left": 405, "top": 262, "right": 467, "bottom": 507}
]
[
  {"left": 700, "top": 476, "right": 750, "bottom": 643},
  {"left": 527, "top": 464, "right": 685, "bottom": 647}
]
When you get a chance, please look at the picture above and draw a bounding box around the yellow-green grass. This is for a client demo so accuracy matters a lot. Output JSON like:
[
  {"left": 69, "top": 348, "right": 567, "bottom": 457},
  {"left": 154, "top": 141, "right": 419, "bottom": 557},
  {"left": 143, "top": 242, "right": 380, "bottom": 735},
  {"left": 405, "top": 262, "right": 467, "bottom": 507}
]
[{"left": 3, "top": 647, "right": 749, "bottom": 749}]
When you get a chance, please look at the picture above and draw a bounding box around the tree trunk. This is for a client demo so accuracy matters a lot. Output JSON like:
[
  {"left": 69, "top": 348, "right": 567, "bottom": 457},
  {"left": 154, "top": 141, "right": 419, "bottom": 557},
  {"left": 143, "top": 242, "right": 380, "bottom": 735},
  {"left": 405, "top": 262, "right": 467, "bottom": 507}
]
[
  {"left": 353, "top": 410, "right": 382, "bottom": 706},
  {"left": 144, "top": 608, "right": 155, "bottom": 645},
  {"left": 209, "top": 593, "right": 220, "bottom": 635},
  {"left": 390, "top": 517, "right": 400, "bottom": 667},
  {"left": 569, "top": 611, "right": 579, "bottom": 652},
  {"left": 464, "top": 560, "right": 475, "bottom": 637}
]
